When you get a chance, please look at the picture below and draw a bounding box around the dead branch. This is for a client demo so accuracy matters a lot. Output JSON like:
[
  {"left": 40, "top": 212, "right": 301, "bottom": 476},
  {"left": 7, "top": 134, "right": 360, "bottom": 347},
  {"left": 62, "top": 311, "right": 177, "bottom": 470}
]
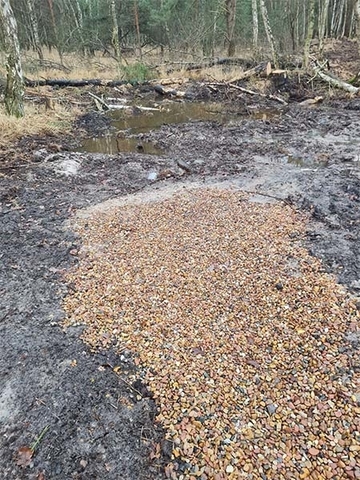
[
  {"left": 107, "top": 104, "right": 160, "bottom": 111},
  {"left": 88, "top": 92, "right": 109, "bottom": 111},
  {"left": 311, "top": 58, "right": 359, "bottom": 94},
  {"left": 208, "top": 81, "right": 288, "bottom": 105}
]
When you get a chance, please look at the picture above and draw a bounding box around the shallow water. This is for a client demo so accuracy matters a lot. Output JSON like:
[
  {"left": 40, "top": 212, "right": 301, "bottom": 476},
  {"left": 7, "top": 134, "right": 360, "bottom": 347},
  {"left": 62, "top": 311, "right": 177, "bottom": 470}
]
[
  {"left": 81, "top": 135, "right": 165, "bottom": 155},
  {"left": 79, "top": 100, "right": 278, "bottom": 155}
]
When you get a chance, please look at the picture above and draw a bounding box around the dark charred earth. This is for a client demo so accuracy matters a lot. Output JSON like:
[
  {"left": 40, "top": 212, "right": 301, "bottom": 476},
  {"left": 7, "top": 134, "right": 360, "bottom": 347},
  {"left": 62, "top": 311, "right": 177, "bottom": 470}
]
[{"left": 0, "top": 92, "right": 360, "bottom": 479}]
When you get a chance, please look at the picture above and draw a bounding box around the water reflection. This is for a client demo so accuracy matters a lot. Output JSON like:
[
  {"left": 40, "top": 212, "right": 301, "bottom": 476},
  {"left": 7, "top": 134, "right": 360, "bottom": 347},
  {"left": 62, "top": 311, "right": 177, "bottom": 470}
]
[
  {"left": 81, "top": 135, "right": 164, "bottom": 155},
  {"left": 79, "top": 100, "right": 280, "bottom": 154}
]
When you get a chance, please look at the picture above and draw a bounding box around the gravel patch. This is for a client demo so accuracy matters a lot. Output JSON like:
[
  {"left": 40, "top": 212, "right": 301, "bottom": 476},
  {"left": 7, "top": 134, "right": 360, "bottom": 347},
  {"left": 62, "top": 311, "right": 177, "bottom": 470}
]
[{"left": 64, "top": 188, "right": 360, "bottom": 480}]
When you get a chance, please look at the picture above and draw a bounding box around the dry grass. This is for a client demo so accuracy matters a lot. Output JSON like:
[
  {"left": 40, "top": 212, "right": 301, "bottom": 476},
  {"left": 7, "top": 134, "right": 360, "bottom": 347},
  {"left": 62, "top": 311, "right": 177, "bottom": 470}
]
[
  {"left": 0, "top": 101, "right": 76, "bottom": 146},
  {"left": 0, "top": 48, "right": 252, "bottom": 83},
  {"left": 0, "top": 46, "right": 261, "bottom": 146}
]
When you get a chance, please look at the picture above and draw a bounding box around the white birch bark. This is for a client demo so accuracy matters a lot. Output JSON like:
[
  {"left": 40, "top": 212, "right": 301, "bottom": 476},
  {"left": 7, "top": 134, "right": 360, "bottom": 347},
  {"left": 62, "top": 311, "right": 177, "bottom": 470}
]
[
  {"left": 110, "top": 0, "right": 121, "bottom": 61},
  {"left": 356, "top": 0, "right": 360, "bottom": 54},
  {"left": 303, "top": 0, "right": 315, "bottom": 68},
  {"left": 259, "top": 0, "right": 279, "bottom": 68},
  {"left": 0, "top": 0, "right": 24, "bottom": 117},
  {"left": 319, "top": 0, "right": 330, "bottom": 53},
  {"left": 252, "top": 0, "right": 258, "bottom": 50},
  {"left": 26, "top": 0, "right": 43, "bottom": 59}
]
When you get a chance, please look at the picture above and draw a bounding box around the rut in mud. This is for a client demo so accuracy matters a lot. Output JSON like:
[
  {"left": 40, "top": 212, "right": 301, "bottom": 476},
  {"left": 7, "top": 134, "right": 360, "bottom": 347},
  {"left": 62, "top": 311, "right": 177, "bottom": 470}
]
[{"left": 0, "top": 95, "right": 359, "bottom": 479}]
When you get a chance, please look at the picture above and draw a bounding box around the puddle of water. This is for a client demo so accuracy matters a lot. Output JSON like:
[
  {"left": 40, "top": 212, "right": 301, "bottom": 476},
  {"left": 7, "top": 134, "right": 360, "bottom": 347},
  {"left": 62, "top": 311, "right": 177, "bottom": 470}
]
[
  {"left": 79, "top": 101, "right": 279, "bottom": 155},
  {"left": 81, "top": 135, "right": 164, "bottom": 156},
  {"left": 109, "top": 101, "right": 240, "bottom": 133}
]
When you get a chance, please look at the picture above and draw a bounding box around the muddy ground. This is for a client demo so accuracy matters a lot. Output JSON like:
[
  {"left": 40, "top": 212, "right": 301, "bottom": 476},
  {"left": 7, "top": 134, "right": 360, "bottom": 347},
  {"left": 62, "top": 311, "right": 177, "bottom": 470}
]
[{"left": 1, "top": 82, "right": 360, "bottom": 480}]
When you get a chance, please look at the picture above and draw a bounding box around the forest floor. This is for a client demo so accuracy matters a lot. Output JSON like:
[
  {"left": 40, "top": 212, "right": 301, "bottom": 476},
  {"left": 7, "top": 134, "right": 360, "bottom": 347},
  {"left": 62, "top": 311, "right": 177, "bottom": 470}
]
[{"left": 1, "top": 41, "right": 360, "bottom": 480}]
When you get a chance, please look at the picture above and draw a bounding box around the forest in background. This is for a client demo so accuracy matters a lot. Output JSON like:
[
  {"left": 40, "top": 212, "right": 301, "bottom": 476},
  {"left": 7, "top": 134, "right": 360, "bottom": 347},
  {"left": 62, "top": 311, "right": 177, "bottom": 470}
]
[
  {"left": 1, "top": 0, "right": 360, "bottom": 63},
  {"left": 1, "top": 0, "right": 360, "bottom": 120}
]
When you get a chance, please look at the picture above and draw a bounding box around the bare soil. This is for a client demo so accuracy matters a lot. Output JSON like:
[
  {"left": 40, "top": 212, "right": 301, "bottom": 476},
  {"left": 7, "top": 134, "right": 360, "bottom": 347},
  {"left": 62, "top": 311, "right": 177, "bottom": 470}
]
[{"left": 0, "top": 77, "right": 360, "bottom": 479}]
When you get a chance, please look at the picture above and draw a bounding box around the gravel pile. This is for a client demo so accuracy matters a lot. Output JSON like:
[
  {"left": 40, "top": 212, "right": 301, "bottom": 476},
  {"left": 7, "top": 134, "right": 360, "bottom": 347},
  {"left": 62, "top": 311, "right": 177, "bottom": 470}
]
[{"left": 64, "top": 188, "right": 359, "bottom": 480}]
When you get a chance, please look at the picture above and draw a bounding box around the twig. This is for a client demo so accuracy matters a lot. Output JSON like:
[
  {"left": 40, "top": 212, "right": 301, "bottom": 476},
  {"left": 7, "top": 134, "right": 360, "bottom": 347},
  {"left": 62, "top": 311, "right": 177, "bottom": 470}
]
[
  {"left": 102, "top": 362, "right": 143, "bottom": 397},
  {"left": 242, "top": 189, "right": 292, "bottom": 204},
  {"left": 208, "top": 81, "right": 288, "bottom": 105},
  {"left": 30, "top": 425, "right": 49, "bottom": 452},
  {"left": 106, "top": 104, "right": 160, "bottom": 111},
  {"left": 88, "top": 92, "right": 110, "bottom": 111}
]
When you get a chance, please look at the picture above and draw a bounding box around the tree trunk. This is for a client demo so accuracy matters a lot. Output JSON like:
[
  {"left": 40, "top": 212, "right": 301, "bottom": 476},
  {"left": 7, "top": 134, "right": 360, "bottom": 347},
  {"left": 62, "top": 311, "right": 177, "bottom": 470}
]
[
  {"left": 259, "top": 0, "right": 279, "bottom": 68},
  {"left": 0, "top": 0, "right": 24, "bottom": 117},
  {"left": 333, "top": 0, "right": 345, "bottom": 38},
  {"left": 319, "top": 0, "right": 330, "bottom": 53},
  {"left": 330, "top": 0, "right": 338, "bottom": 36},
  {"left": 26, "top": 0, "right": 43, "bottom": 59},
  {"left": 134, "top": 0, "right": 142, "bottom": 59},
  {"left": 356, "top": 0, "right": 360, "bottom": 54},
  {"left": 252, "top": 0, "right": 258, "bottom": 50},
  {"left": 225, "top": 0, "right": 236, "bottom": 57},
  {"left": 47, "top": 0, "right": 63, "bottom": 63},
  {"left": 110, "top": 0, "right": 121, "bottom": 61},
  {"left": 340, "top": 0, "right": 348, "bottom": 37},
  {"left": 304, "top": 0, "right": 315, "bottom": 67},
  {"left": 211, "top": 1, "right": 221, "bottom": 57},
  {"left": 75, "top": 0, "right": 83, "bottom": 28},
  {"left": 67, "top": 0, "right": 85, "bottom": 51}
]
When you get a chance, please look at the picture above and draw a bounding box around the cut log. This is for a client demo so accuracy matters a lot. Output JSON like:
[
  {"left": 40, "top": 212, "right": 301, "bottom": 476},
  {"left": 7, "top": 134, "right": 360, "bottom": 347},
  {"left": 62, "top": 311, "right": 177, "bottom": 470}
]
[
  {"left": 154, "top": 84, "right": 186, "bottom": 98},
  {"left": 299, "top": 96, "right": 323, "bottom": 106},
  {"left": 312, "top": 60, "right": 359, "bottom": 94}
]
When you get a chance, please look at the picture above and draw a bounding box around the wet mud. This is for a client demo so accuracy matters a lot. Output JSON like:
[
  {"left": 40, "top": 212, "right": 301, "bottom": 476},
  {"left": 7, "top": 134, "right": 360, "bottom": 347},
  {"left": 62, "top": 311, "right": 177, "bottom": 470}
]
[{"left": 0, "top": 92, "right": 359, "bottom": 479}]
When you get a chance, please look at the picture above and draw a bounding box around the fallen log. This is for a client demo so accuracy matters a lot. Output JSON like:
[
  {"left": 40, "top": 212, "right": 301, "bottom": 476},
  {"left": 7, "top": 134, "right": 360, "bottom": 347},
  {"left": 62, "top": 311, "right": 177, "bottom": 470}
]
[
  {"left": 24, "top": 78, "right": 148, "bottom": 88},
  {"left": 299, "top": 96, "right": 323, "bottom": 106},
  {"left": 153, "top": 84, "right": 186, "bottom": 98},
  {"left": 311, "top": 59, "right": 359, "bottom": 94}
]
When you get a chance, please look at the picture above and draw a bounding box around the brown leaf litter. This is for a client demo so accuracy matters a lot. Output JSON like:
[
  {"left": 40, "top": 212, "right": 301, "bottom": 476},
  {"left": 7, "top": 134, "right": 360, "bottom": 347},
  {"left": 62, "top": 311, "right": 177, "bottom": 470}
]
[{"left": 63, "top": 188, "right": 360, "bottom": 480}]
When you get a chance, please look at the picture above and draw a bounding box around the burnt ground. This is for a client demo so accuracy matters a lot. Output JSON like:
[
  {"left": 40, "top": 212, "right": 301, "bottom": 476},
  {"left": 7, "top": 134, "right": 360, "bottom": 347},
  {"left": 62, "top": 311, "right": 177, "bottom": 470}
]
[{"left": 1, "top": 84, "right": 360, "bottom": 479}]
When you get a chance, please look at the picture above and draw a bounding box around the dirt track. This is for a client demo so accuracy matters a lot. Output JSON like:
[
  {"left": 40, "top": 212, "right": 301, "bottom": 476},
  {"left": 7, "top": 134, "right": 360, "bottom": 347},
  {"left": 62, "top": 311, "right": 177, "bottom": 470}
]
[{"left": 0, "top": 98, "right": 359, "bottom": 479}]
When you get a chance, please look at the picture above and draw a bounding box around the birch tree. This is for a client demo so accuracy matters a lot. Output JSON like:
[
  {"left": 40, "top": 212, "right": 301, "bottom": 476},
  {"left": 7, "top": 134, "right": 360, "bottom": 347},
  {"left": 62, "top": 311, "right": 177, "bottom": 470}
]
[
  {"left": 26, "top": 0, "right": 43, "bottom": 59},
  {"left": 0, "top": 0, "right": 24, "bottom": 117},
  {"left": 304, "top": 0, "right": 315, "bottom": 67},
  {"left": 46, "top": 0, "right": 63, "bottom": 62},
  {"left": 252, "top": 0, "right": 258, "bottom": 50},
  {"left": 134, "top": 0, "right": 142, "bottom": 59},
  {"left": 319, "top": 0, "right": 330, "bottom": 53},
  {"left": 356, "top": 0, "right": 360, "bottom": 54},
  {"left": 259, "top": 0, "right": 279, "bottom": 68},
  {"left": 110, "top": 0, "right": 121, "bottom": 61}
]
